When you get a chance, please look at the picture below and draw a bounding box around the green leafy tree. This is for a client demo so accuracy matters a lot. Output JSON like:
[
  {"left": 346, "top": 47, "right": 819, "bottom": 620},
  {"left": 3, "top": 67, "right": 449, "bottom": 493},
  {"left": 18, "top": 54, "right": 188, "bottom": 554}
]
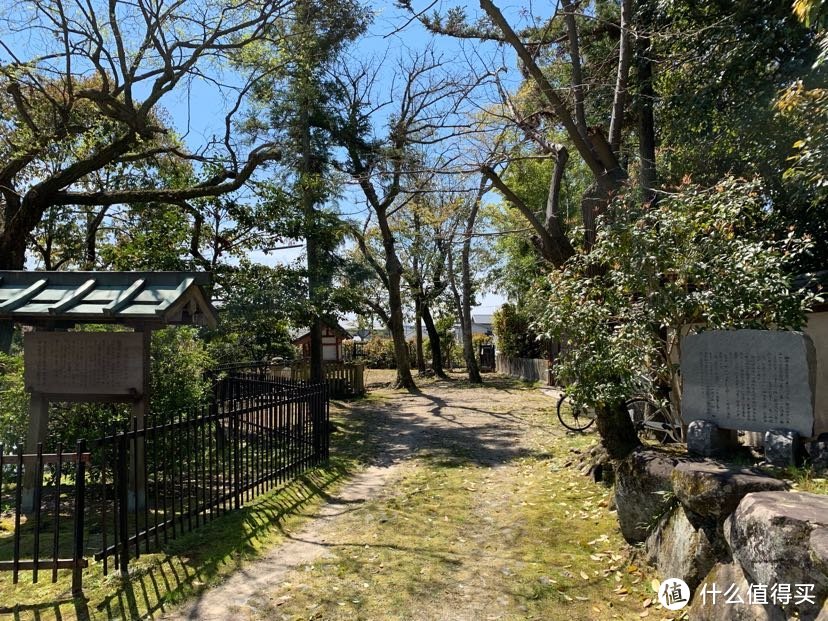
[
  {"left": 492, "top": 303, "right": 543, "bottom": 359},
  {"left": 530, "top": 177, "right": 817, "bottom": 456},
  {"left": 651, "top": 0, "right": 826, "bottom": 268},
  {"left": 150, "top": 327, "right": 214, "bottom": 420},
  {"left": 242, "top": 0, "right": 368, "bottom": 381},
  {"left": 207, "top": 263, "right": 303, "bottom": 364},
  {"left": 0, "top": 0, "right": 294, "bottom": 350},
  {"left": 776, "top": 0, "right": 828, "bottom": 269},
  {"left": 0, "top": 353, "right": 28, "bottom": 447}
]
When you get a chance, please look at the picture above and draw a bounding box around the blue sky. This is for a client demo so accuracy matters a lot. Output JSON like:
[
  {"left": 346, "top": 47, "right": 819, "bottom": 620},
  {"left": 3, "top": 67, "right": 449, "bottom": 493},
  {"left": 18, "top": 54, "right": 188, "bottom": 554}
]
[{"left": 9, "top": 0, "right": 518, "bottom": 310}]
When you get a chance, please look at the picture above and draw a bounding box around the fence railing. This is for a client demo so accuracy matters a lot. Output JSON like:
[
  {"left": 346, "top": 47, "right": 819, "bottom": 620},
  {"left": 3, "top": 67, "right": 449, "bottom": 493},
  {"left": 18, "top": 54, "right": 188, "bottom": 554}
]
[
  {"left": 0, "top": 374, "right": 328, "bottom": 592},
  {"left": 290, "top": 361, "right": 365, "bottom": 398},
  {"left": 214, "top": 360, "right": 365, "bottom": 398},
  {"left": 0, "top": 442, "right": 89, "bottom": 594},
  {"left": 495, "top": 354, "right": 550, "bottom": 383}
]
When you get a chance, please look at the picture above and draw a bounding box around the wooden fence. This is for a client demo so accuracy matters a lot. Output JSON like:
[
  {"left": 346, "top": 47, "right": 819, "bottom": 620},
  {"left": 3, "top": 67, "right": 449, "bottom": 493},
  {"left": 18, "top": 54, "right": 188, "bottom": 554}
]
[
  {"left": 495, "top": 354, "right": 551, "bottom": 383},
  {"left": 214, "top": 360, "right": 366, "bottom": 398},
  {"left": 290, "top": 361, "right": 365, "bottom": 398}
]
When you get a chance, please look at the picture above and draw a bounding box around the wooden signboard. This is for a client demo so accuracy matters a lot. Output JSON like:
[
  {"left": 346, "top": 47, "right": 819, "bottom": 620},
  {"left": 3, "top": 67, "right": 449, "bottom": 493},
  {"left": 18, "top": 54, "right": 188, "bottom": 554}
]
[{"left": 24, "top": 332, "right": 144, "bottom": 398}]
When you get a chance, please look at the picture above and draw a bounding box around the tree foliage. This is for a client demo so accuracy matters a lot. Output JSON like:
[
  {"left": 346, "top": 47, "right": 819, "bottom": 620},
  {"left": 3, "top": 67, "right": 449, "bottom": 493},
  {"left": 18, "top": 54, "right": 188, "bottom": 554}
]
[
  {"left": 492, "top": 303, "right": 543, "bottom": 359},
  {"left": 530, "top": 177, "right": 817, "bottom": 412}
]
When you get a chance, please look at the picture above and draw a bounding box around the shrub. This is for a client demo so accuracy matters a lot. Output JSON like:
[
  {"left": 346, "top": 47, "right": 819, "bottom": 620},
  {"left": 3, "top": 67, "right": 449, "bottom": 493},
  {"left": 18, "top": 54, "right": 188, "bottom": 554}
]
[
  {"left": 492, "top": 303, "right": 543, "bottom": 358},
  {"left": 362, "top": 336, "right": 397, "bottom": 368},
  {"left": 530, "top": 177, "right": 817, "bottom": 411},
  {"left": 0, "top": 352, "right": 28, "bottom": 448}
]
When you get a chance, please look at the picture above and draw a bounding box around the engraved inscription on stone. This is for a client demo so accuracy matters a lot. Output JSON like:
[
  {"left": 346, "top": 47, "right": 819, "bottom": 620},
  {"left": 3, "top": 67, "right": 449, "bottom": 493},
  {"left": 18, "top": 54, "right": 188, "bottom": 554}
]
[
  {"left": 24, "top": 332, "right": 144, "bottom": 397},
  {"left": 682, "top": 330, "right": 816, "bottom": 437}
]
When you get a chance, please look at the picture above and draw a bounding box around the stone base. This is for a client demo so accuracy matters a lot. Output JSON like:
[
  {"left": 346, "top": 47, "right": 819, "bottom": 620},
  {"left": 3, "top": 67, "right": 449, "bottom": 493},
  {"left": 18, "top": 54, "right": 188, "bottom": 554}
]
[
  {"left": 687, "top": 420, "right": 740, "bottom": 458},
  {"left": 690, "top": 562, "right": 786, "bottom": 621},
  {"left": 614, "top": 449, "right": 681, "bottom": 543},
  {"left": 645, "top": 504, "right": 717, "bottom": 591},
  {"left": 810, "top": 433, "right": 828, "bottom": 472},
  {"left": 742, "top": 431, "right": 764, "bottom": 448},
  {"left": 671, "top": 461, "right": 788, "bottom": 519},
  {"left": 724, "top": 491, "right": 828, "bottom": 620},
  {"left": 764, "top": 428, "right": 803, "bottom": 468}
]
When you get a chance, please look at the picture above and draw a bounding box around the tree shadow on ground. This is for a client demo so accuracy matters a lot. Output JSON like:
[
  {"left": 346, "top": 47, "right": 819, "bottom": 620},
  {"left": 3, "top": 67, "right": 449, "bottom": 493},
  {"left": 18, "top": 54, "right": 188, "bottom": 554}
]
[{"left": 338, "top": 379, "right": 551, "bottom": 469}]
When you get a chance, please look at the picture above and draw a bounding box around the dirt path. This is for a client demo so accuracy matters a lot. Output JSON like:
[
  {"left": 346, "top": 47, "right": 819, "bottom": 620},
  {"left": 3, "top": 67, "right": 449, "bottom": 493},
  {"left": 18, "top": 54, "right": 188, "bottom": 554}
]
[
  {"left": 166, "top": 376, "right": 653, "bottom": 621},
  {"left": 165, "top": 464, "right": 400, "bottom": 620},
  {"left": 166, "top": 377, "right": 543, "bottom": 619},
  {"left": 167, "top": 378, "right": 531, "bottom": 619}
]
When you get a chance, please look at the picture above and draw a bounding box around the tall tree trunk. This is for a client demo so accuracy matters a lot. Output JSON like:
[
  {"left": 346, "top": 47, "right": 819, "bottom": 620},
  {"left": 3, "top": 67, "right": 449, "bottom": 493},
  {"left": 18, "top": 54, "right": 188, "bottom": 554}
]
[
  {"left": 461, "top": 179, "right": 485, "bottom": 383},
  {"left": 635, "top": 20, "right": 657, "bottom": 203},
  {"left": 0, "top": 318, "right": 15, "bottom": 354},
  {"left": 421, "top": 302, "right": 447, "bottom": 379},
  {"left": 414, "top": 294, "right": 426, "bottom": 374},
  {"left": 377, "top": 209, "right": 416, "bottom": 390},
  {"left": 596, "top": 398, "right": 641, "bottom": 460},
  {"left": 460, "top": 261, "right": 481, "bottom": 384},
  {"left": 447, "top": 242, "right": 481, "bottom": 383},
  {"left": 300, "top": 71, "right": 324, "bottom": 383},
  {"left": 388, "top": 270, "right": 415, "bottom": 390},
  {"left": 0, "top": 233, "right": 27, "bottom": 353}
]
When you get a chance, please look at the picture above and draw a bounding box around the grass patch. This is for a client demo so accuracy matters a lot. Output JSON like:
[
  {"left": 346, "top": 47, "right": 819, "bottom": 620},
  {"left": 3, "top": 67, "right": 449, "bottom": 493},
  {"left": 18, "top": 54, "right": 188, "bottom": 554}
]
[
  {"left": 249, "top": 385, "right": 668, "bottom": 621},
  {"left": 0, "top": 401, "right": 382, "bottom": 620},
  {"left": 776, "top": 465, "right": 828, "bottom": 495}
]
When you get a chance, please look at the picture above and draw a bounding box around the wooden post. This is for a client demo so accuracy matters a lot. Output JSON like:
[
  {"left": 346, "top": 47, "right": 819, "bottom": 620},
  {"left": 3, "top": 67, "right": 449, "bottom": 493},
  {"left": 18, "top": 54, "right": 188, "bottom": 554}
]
[
  {"left": 21, "top": 393, "right": 49, "bottom": 513},
  {"left": 128, "top": 328, "right": 151, "bottom": 510},
  {"left": 355, "top": 363, "right": 364, "bottom": 396}
]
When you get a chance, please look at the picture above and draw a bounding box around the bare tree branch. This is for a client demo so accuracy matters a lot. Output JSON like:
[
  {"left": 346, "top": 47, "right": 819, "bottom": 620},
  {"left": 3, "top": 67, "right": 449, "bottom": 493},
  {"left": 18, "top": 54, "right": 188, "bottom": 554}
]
[
  {"left": 560, "top": 0, "right": 588, "bottom": 137},
  {"left": 608, "top": 0, "right": 633, "bottom": 152},
  {"left": 478, "top": 0, "right": 605, "bottom": 179}
]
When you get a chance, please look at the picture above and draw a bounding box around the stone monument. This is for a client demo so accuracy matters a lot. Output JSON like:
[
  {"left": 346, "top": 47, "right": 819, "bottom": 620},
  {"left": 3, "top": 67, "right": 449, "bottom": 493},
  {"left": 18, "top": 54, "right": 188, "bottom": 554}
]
[{"left": 682, "top": 330, "right": 817, "bottom": 465}]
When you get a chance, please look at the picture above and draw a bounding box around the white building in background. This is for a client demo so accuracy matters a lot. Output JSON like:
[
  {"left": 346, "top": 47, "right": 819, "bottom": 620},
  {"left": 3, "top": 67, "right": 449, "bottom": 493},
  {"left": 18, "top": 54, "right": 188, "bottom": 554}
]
[{"left": 453, "top": 312, "right": 495, "bottom": 343}]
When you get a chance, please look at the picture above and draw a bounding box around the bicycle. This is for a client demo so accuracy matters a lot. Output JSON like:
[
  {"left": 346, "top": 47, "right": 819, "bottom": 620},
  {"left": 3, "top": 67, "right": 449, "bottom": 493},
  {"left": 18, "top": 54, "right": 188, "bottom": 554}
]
[{"left": 556, "top": 392, "right": 683, "bottom": 443}]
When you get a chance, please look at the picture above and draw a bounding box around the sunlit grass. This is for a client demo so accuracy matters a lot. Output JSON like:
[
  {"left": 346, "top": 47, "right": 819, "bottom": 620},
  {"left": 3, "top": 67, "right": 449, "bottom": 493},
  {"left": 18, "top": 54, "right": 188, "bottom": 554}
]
[
  {"left": 248, "top": 383, "right": 670, "bottom": 621},
  {"left": 0, "top": 401, "right": 381, "bottom": 621}
]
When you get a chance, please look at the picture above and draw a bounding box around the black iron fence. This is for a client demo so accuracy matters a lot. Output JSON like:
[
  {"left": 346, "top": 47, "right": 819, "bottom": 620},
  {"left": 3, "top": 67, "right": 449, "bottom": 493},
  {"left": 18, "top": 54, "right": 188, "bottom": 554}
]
[
  {"left": 0, "top": 442, "right": 89, "bottom": 594},
  {"left": 0, "top": 374, "right": 328, "bottom": 592}
]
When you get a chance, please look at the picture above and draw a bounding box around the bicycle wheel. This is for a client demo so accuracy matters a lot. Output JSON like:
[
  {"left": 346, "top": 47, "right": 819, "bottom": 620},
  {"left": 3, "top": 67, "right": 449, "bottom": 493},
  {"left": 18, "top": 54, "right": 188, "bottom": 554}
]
[
  {"left": 625, "top": 398, "right": 676, "bottom": 444},
  {"left": 557, "top": 393, "right": 596, "bottom": 432}
]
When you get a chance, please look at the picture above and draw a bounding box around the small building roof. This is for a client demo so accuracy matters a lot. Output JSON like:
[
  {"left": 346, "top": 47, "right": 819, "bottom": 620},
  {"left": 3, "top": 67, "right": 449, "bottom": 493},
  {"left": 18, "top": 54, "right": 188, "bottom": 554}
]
[
  {"left": 291, "top": 319, "right": 351, "bottom": 344},
  {"left": 0, "top": 271, "right": 217, "bottom": 328},
  {"left": 471, "top": 313, "right": 494, "bottom": 325}
]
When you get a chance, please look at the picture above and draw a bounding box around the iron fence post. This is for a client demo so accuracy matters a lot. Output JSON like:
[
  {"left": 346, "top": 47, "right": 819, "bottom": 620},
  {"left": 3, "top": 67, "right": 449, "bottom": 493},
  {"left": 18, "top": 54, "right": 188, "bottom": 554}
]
[
  {"left": 72, "top": 439, "right": 87, "bottom": 595},
  {"left": 117, "top": 433, "right": 129, "bottom": 575},
  {"left": 232, "top": 404, "right": 241, "bottom": 509}
]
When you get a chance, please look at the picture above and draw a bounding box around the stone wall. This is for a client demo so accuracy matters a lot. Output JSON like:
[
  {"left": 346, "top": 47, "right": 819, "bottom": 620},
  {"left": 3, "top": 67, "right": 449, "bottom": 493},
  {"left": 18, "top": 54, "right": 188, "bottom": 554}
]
[{"left": 615, "top": 448, "right": 828, "bottom": 619}]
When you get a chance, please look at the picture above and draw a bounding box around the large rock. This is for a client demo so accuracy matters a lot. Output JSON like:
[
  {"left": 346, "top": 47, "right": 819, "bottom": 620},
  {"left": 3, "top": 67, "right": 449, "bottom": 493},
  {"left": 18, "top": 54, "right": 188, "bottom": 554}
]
[
  {"left": 671, "top": 461, "right": 788, "bottom": 519},
  {"left": 645, "top": 504, "right": 717, "bottom": 591},
  {"left": 764, "top": 428, "right": 803, "bottom": 468},
  {"left": 614, "top": 449, "right": 681, "bottom": 543},
  {"left": 725, "top": 491, "right": 828, "bottom": 620},
  {"left": 810, "top": 433, "right": 828, "bottom": 471},
  {"left": 689, "top": 562, "right": 786, "bottom": 621}
]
